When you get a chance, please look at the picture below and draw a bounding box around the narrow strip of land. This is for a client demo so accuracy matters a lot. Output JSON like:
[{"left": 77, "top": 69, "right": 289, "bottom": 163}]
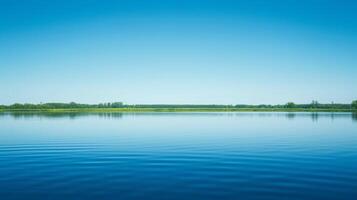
[
  {"left": 1, "top": 102, "right": 356, "bottom": 112},
  {"left": 0, "top": 108, "right": 356, "bottom": 113}
]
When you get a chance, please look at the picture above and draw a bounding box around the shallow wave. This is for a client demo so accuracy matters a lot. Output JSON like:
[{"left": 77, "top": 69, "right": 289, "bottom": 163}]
[{"left": 0, "top": 113, "right": 357, "bottom": 199}]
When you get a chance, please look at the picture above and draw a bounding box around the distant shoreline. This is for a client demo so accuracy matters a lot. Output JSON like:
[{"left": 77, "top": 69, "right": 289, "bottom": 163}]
[
  {"left": 2, "top": 102, "right": 356, "bottom": 112},
  {"left": 0, "top": 108, "right": 356, "bottom": 113}
]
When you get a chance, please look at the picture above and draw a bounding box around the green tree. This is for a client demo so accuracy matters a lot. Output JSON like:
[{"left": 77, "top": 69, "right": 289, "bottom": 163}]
[
  {"left": 111, "top": 102, "right": 123, "bottom": 108},
  {"left": 352, "top": 100, "right": 357, "bottom": 109},
  {"left": 311, "top": 100, "right": 319, "bottom": 108},
  {"left": 286, "top": 102, "right": 296, "bottom": 108}
]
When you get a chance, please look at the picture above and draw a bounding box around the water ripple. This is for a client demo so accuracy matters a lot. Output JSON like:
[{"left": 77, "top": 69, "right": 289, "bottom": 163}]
[{"left": 0, "top": 113, "right": 357, "bottom": 199}]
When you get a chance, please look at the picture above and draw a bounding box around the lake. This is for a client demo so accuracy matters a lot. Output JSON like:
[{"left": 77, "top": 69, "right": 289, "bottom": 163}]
[{"left": 0, "top": 112, "right": 356, "bottom": 200}]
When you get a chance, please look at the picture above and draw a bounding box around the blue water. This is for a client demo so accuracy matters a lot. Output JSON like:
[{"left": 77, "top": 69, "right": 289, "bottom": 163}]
[{"left": 0, "top": 112, "right": 356, "bottom": 200}]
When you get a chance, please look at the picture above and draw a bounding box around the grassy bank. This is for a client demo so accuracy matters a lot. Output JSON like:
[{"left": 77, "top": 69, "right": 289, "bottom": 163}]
[{"left": 0, "top": 108, "right": 356, "bottom": 113}]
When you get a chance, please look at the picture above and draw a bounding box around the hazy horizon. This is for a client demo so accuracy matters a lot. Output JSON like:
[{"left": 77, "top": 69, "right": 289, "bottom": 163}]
[{"left": 1, "top": 0, "right": 356, "bottom": 104}]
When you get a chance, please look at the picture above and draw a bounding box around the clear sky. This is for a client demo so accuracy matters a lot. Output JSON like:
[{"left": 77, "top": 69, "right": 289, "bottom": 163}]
[{"left": 0, "top": 0, "right": 356, "bottom": 105}]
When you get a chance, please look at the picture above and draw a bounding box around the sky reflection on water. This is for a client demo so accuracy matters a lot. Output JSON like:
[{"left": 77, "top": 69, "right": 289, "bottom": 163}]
[{"left": 0, "top": 112, "right": 356, "bottom": 200}]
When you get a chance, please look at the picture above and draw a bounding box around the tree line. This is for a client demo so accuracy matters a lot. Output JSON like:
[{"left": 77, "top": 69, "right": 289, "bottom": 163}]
[
  {"left": 0, "top": 102, "right": 124, "bottom": 109},
  {"left": 0, "top": 101, "right": 356, "bottom": 110}
]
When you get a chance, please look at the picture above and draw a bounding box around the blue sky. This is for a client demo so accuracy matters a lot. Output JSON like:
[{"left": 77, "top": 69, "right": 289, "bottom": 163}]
[{"left": 0, "top": 0, "right": 356, "bottom": 104}]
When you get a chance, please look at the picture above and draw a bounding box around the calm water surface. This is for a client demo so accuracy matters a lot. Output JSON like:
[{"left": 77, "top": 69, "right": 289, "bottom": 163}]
[{"left": 0, "top": 112, "right": 356, "bottom": 200}]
